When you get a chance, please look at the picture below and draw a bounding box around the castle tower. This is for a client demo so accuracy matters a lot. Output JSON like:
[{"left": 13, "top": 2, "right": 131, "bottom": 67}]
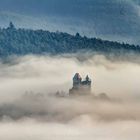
[
  {"left": 73, "top": 73, "right": 82, "bottom": 89},
  {"left": 69, "top": 73, "right": 92, "bottom": 95}
]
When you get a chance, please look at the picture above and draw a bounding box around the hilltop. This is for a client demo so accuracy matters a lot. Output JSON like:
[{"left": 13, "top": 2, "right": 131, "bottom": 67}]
[{"left": 0, "top": 22, "right": 140, "bottom": 57}]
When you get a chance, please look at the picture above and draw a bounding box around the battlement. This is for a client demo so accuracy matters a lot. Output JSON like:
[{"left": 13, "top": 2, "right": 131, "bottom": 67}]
[{"left": 69, "top": 73, "right": 92, "bottom": 95}]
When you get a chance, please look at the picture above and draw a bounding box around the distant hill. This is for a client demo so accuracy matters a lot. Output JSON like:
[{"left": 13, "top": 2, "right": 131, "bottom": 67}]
[{"left": 0, "top": 22, "right": 140, "bottom": 57}]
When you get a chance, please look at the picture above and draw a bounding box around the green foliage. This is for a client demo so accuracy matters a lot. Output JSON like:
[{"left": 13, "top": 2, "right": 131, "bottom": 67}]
[{"left": 0, "top": 23, "right": 139, "bottom": 57}]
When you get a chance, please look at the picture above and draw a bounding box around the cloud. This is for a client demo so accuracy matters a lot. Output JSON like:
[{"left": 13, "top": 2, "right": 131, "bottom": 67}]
[
  {"left": 0, "top": 54, "right": 140, "bottom": 101},
  {"left": 0, "top": 54, "right": 140, "bottom": 139}
]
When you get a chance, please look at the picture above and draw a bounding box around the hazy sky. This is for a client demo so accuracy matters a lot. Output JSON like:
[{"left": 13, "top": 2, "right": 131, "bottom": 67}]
[
  {"left": 1, "top": 0, "right": 140, "bottom": 44},
  {"left": 0, "top": 0, "right": 138, "bottom": 16}
]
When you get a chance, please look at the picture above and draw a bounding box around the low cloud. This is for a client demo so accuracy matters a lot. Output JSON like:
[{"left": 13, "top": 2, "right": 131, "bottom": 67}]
[{"left": 0, "top": 54, "right": 140, "bottom": 140}]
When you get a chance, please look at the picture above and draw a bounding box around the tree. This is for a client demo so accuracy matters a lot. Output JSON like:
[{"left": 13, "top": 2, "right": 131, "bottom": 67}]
[{"left": 8, "top": 22, "right": 15, "bottom": 30}]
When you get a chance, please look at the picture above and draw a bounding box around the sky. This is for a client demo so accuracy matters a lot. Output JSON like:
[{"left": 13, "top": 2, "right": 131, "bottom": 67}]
[
  {"left": 0, "top": 0, "right": 140, "bottom": 44},
  {"left": 0, "top": 0, "right": 139, "bottom": 16}
]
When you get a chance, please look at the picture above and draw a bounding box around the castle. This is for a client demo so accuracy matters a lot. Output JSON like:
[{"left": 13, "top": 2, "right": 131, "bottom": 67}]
[{"left": 69, "top": 73, "right": 92, "bottom": 95}]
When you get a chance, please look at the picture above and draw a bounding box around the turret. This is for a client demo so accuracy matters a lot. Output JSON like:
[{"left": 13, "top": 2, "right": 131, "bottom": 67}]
[
  {"left": 73, "top": 73, "right": 82, "bottom": 89},
  {"left": 69, "top": 73, "right": 92, "bottom": 95}
]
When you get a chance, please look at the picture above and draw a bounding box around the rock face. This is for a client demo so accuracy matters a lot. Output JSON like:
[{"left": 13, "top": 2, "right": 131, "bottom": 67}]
[{"left": 69, "top": 73, "right": 92, "bottom": 95}]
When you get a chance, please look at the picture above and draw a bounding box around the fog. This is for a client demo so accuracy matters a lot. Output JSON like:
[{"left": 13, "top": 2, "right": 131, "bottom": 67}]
[{"left": 0, "top": 54, "right": 140, "bottom": 140}]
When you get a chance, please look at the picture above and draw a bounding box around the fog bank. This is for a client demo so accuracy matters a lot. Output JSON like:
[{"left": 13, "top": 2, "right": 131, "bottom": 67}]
[
  {"left": 0, "top": 54, "right": 140, "bottom": 101},
  {"left": 0, "top": 54, "right": 140, "bottom": 140}
]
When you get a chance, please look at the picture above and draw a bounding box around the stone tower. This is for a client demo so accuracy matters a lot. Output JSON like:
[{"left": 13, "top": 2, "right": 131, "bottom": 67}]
[{"left": 69, "top": 73, "right": 92, "bottom": 95}]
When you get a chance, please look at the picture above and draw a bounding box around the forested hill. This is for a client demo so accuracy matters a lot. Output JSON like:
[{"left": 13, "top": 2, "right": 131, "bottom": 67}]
[{"left": 0, "top": 22, "right": 140, "bottom": 57}]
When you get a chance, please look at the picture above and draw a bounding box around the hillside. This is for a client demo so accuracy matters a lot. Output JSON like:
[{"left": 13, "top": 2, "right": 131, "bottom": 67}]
[{"left": 0, "top": 22, "right": 140, "bottom": 57}]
